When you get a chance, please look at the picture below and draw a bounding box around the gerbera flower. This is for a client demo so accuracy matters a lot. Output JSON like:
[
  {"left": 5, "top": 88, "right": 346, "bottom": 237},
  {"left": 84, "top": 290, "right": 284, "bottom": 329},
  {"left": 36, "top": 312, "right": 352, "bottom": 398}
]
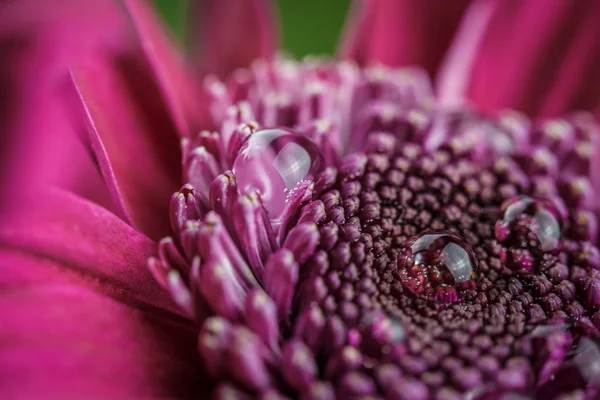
[{"left": 2, "top": 0, "right": 600, "bottom": 398}]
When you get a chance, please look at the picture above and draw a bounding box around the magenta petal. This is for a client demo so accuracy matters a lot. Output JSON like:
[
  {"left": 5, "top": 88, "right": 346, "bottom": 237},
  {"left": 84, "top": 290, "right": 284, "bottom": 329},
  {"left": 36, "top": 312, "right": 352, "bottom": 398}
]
[
  {"left": 0, "top": 187, "right": 178, "bottom": 313},
  {"left": 0, "top": 250, "right": 206, "bottom": 398},
  {"left": 70, "top": 49, "right": 182, "bottom": 240},
  {"left": 466, "top": 0, "right": 600, "bottom": 117},
  {"left": 339, "top": 0, "right": 471, "bottom": 77},
  {"left": 0, "top": 0, "right": 127, "bottom": 214},
  {"left": 189, "top": 0, "right": 279, "bottom": 78},
  {"left": 122, "top": 0, "right": 211, "bottom": 136}
]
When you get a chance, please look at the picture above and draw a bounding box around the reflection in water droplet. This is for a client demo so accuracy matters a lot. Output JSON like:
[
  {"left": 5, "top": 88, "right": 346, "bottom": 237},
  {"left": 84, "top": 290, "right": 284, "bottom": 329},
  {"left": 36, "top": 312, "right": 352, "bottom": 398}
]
[
  {"left": 232, "top": 128, "right": 324, "bottom": 221},
  {"left": 495, "top": 196, "right": 563, "bottom": 273},
  {"left": 396, "top": 230, "right": 479, "bottom": 304}
]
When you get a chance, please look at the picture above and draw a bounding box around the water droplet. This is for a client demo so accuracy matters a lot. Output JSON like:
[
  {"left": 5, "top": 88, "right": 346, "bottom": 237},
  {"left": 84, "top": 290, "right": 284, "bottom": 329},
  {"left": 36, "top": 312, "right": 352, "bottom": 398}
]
[
  {"left": 396, "top": 230, "right": 479, "bottom": 303},
  {"left": 232, "top": 128, "right": 324, "bottom": 221},
  {"left": 495, "top": 196, "right": 563, "bottom": 273}
]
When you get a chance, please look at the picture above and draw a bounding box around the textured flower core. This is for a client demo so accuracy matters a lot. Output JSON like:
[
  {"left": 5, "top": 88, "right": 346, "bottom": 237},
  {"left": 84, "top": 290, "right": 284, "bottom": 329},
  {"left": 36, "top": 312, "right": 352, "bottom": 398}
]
[{"left": 148, "top": 59, "right": 600, "bottom": 399}]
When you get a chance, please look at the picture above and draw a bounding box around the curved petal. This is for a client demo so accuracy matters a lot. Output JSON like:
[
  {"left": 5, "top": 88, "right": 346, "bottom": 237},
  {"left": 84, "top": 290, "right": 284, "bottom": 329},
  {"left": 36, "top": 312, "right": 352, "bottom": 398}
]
[
  {"left": 0, "top": 250, "right": 207, "bottom": 398},
  {"left": 189, "top": 0, "right": 279, "bottom": 78},
  {"left": 0, "top": 187, "right": 177, "bottom": 313},
  {"left": 0, "top": 0, "right": 126, "bottom": 216},
  {"left": 338, "top": 0, "right": 471, "bottom": 77},
  {"left": 464, "top": 0, "right": 600, "bottom": 117},
  {"left": 121, "top": 0, "right": 212, "bottom": 136},
  {"left": 436, "top": 0, "right": 498, "bottom": 108},
  {"left": 1, "top": 0, "right": 201, "bottom": 240},
  {"left": 70, "top": 44, "right": 182, "bottom": 240}
]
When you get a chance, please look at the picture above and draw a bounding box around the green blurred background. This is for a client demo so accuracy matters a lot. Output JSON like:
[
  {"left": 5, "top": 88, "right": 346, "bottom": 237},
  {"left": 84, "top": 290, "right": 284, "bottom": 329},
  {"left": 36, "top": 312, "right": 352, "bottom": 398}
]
[{"left": 152, "top": 0, "right": 351, "bottom": 57}]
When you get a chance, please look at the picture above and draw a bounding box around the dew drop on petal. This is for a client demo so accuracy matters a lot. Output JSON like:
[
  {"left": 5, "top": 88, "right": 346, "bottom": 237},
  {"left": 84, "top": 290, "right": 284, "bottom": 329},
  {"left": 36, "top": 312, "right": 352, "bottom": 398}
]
[
  {"left": 495, "top": 196, "right": 563, "bottom": 274},
  {"left": 233, "top": 128, "right": 324, "bottom": 221},
  {"left": 396, "top": 230, "right": 479, "bottom": 304}
]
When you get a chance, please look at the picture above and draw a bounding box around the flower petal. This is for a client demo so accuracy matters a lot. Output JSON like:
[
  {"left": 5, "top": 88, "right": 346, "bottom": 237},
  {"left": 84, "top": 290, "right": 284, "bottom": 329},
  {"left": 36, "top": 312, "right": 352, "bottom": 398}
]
[
  {"left": 70, "top": 46, "right": 182, "bottom": 240},
  {"left": 1, "top": 0, "right": 199, "bottom": 240},
  {"left": 464, "top": 0, "right": 600, "bottom": 117},
  {"left": 436, "top": 0, "right": 498, "bottom": 108},
  {"left": 338, "top": 0, "right": 471, "bottom": 77},
  {"left": 0, "top": 0, "right": 127, "bottom": 215},
  {"left": 121, "top": 0, "right": 212, "bottom": 136},
  {"left": 0, "top": 250, "right": 207, "bottom": 398},
  {"left": 0, "top": 187, "right": 176, "bottom": 313},
  {"left": 189, "top": 0, "right": 279, "bottom": 78}
]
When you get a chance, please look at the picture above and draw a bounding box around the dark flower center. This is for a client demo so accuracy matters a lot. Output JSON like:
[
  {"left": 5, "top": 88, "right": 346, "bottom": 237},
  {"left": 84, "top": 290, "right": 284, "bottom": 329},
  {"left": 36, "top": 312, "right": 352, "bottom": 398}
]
[{"left": 152, "top": 59, "right": 600, "bottom": 399}]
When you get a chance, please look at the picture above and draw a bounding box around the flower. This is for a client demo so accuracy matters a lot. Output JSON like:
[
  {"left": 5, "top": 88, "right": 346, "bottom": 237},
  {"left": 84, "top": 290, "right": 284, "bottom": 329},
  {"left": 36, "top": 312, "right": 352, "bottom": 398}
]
[{"left": 2, "top": 0, "right": 600, "bottom": 398}]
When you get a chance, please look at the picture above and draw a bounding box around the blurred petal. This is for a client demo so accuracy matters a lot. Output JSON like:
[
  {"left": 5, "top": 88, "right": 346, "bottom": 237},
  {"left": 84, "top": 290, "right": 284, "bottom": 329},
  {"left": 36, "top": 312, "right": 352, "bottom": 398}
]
[
  {"left": 0, "top": 0, "right": 126, "bottom": 215},
  {"left": 0, "top": 187, "right": 178, "bottom": 313},
  {"left": 339, "top": 0, "right": 471, "bottom": 77},
  {"left": 0, "top": 0, "right": 205, "bottom": 236},
  {"left": 122, "top": 0, "right": 211, "bottom": 136},
  {"left": 437, "top": 0, "right": 497, "bottom": 108},
  {"left": 465, "top": 0, "right": 600, "bottom": 117},
  {"left": 0, "top": 250, "right": 207, "bottom": 398},
  {"left": 70, "top": 45, "right": 182, "bottom": 240},
  {"left": 189, "top": 0, "right": 279, "bottom": 77}
]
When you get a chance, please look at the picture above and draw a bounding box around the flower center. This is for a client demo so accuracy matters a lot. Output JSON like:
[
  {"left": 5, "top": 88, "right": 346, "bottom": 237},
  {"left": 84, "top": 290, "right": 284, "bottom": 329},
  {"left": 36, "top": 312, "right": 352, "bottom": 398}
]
[{"left": 152, "top": 59, "right": 600, "bottom": 398}]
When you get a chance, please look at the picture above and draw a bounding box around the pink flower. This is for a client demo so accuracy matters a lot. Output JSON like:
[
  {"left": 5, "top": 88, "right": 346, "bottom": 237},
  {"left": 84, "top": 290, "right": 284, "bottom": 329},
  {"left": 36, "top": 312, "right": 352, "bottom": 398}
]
[{"left": 1, "top": 0, "right": 600, "bottom": 398}]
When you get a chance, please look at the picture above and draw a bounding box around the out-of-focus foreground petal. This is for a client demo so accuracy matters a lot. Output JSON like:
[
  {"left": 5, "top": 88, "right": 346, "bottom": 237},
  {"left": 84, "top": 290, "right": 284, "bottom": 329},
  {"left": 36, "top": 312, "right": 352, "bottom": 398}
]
[
  {"left": 0, "top": 250, "right": 206, "bottom": 399},
  {"left": 0, "top": 187, "right": 178, "bottom": 313},
  {"left": 189, "top": 0, "right": 279, "bottom": 78},
  {"left": 461, "top": 0, "right": 600, "bottom": 118},
  {"left": 0, "top": 0, "right": 126, "bottom": 216},
  {"left": 0, "top": 0, "right": 208, "bottom": 238},
  {"left": 70, "top": 40, "right": 181, "bottom": 241},
  {"left": 0, "top": 188, "right": 206, "bottom": 397},
  {"left": 122, "top": 0, "right": 211, "bottom": 136},
  {"left": 338, "top": 0, "right": 471, "bottom": 77}
]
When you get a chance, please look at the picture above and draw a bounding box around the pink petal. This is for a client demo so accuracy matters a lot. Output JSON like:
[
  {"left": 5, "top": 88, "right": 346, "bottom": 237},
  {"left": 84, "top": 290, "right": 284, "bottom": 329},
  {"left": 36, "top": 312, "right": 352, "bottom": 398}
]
[
  {"left": 1, "top": 1, "right": 205, "bottom": 239},
  {"left": 70, "top": 47, "right": 182, "bottom": 240},
  {"left": 0, "top": 250, "right": 207, "bottom": 398},
  {"left": 0, "top": 187, "right": 177, "bottom": 313},
  {"left": 189, "top": 0, "right": 279, "bottom": 78},
  {"left": 339, "top": 0, "right": 471, "bottom": 77},
  {"left": 464, "top": 0, "right": 600, "bottom": 117},
  {"left": 436, "top": 0, "right": 498, "bottom": 108},
  {"left": 0, "top": 0, "right": 127, "bottom": 215},
  {"left": 122, "top": 0, "right": 212, "bottom": 136}
]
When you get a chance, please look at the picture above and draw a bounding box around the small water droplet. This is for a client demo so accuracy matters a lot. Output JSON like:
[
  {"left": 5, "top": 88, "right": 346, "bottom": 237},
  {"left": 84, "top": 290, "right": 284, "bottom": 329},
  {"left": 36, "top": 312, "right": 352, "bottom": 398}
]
[
  {"left": 232, "top": 128, "right": 324, "bottom": 221},
  {"left": 396, "top": 230, "right": 479, "bottom": 303},
  {"left": 495, "top": 196, "right": 563, "bottom": 274}
]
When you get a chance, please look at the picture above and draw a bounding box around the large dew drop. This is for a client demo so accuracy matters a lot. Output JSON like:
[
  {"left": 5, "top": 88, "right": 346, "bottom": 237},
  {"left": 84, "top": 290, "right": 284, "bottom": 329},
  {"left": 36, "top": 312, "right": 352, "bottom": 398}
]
[
  {"left": 396, "top": 230, "right": 479, "bottom": 304},
  {"left": 233, "top": 128, "right": 324, "bottom": 221},
  {"left": 495, "top": 195, "right": 563, "bottom": 274}
]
